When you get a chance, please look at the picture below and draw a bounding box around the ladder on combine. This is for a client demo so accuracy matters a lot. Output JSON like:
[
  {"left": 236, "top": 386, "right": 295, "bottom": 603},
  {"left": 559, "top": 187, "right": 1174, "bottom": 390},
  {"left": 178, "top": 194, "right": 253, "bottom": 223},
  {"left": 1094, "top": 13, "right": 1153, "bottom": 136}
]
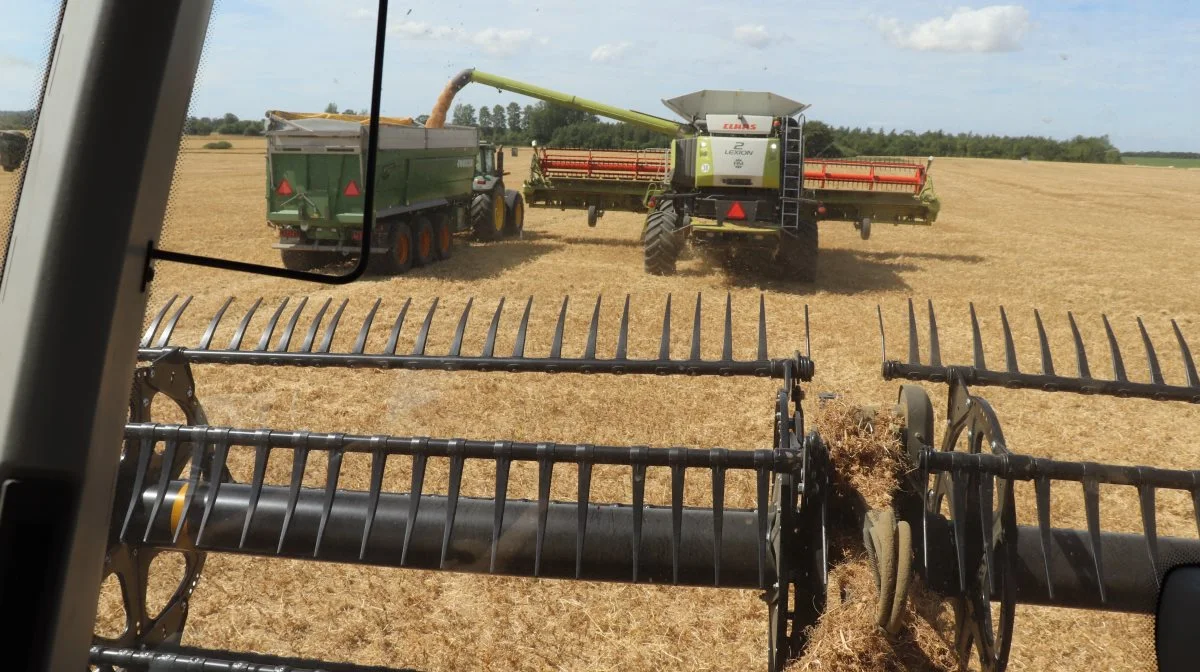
[{"left": 779, "top": 116, "right": 804, "bottom": 234}]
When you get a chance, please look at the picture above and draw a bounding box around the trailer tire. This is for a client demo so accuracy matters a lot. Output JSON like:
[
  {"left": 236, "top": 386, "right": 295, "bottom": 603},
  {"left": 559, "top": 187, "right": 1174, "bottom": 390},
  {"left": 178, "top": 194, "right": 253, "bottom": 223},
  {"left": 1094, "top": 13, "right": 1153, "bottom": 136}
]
[
  {"left": 413, "top": 216, "right": 435, "bottom": 267},
  {"left": 643, "top": 203, "right": 681, "bottom": 276},
  {"left": 374, "top": 222, "right": 414, "bottom": 274},
  {"left": 433, "top": 215, "right": 453, "bottom": 261},
  {"left": 503, "top": 190, "right": 525, "bottom": 237},
  {"left": 472, "top": 186, "right": 506, "bottom": 241},
  {"left": 776, "top": 219, "right": 818, "bottom": 282}
]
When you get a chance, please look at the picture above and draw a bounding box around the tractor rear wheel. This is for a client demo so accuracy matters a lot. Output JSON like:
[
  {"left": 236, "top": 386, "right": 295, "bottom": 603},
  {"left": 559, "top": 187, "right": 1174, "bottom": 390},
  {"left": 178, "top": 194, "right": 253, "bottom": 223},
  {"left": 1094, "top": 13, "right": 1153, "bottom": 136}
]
[
  {"left": 643, "top": 202, "right": 682, "bottom": 276},
  {"left": 413, "top": 216, "right": 435, "bottom": 267},
  {"left": 776, "top": 219, "right": 818, "bottom": 282},
  {"left": 503, "top": 191, "right": 525, "bottom": 237},
  {"left": 472, "top": 186, "right": 506, "bottom": 241}
]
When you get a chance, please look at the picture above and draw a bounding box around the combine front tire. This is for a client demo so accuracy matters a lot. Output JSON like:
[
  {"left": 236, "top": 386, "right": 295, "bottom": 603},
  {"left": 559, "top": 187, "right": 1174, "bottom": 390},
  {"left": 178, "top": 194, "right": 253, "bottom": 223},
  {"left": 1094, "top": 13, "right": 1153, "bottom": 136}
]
[
  {"left": 503, "top": 190, "right": 525, "bottom": 237},
  {"left": 413, "top": 216, "right": 435, "bottom": 267},
  {"left": 472, "top": 186, "right": 506, "bottom": 241},
  {"left": 643, "top": 203, "right": 682, "bottom": 276},
  {"left": 776, "top": 219, "right": 818, "bottom": 282}
]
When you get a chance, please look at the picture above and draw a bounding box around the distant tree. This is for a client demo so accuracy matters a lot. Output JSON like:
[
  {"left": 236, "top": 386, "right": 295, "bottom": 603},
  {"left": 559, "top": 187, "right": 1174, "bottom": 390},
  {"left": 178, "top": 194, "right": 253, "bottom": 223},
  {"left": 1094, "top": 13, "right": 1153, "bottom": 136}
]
[
  {"left": 451, "top": 103, "right": 476, "bottom": 126},
  {"left": 507, "top": 102, "right": 522, "bottom": 132},
  {"left": 222, "top": 113, "right": 239, "bottom": 125},
  {"left": 342, "top": 109, "right": 356, "bottom": 115},
  {"left": 324, "top": 103, "right": 338, "bottom": 114},
  {"left": 492, "top": 105, "right": 506, "bottom": 133},
  {"left": 478, "top": 106, "right": 493, "bottom": 135},
  {"left": 523, "top": 105, "right": 535, "bottom": 132}
]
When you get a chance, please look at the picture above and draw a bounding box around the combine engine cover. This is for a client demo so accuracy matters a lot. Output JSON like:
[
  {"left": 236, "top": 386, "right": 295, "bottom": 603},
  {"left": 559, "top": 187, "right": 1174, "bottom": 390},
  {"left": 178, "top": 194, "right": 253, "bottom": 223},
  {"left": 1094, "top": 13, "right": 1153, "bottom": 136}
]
[{"left": 701, "top": 136, "right": 778, "bottom": 189}]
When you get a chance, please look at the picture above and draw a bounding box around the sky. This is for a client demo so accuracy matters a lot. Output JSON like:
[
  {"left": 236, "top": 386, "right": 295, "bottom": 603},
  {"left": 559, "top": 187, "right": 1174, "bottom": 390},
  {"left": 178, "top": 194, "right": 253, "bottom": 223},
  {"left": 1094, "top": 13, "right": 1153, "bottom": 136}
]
[{"left": 1, "top": 0, "right": 1198, "bottom": 151}]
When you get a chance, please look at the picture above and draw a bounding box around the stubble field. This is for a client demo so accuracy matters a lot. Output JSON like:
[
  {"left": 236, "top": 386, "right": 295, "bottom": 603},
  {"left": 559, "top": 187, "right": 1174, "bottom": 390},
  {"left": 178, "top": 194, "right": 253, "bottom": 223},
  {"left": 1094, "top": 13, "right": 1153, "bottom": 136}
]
[{"left": 5, "top": 134, "right": 1200, "bottom": 671}]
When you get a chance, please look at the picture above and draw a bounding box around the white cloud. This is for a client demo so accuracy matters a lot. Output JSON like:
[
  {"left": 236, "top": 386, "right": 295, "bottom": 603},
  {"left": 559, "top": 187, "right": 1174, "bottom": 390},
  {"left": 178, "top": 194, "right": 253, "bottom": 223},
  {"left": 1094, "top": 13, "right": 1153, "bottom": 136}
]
[
  {"left": 590, "top": 42, "right": 632, "bottom": 63},
  {"left": 348, "top": 7, "right": 374, "bottom": 20},
  {"left": 875, "top": 5, "right": 1031, "bottom": 53},
  {"left": 732, "top": 24, "right": 772, "bottom": 49},
  {"left": 387, "top": 21, "right": 532, "bottom": 57}
]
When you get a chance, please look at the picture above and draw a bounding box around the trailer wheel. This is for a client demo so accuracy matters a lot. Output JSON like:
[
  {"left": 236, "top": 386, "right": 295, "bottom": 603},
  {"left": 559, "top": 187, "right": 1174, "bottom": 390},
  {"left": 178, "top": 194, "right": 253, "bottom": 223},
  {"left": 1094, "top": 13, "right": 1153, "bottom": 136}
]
[
  {"left": 375, "top": 222, "right": 414, "bottom": 274},
  {"left": 643, "top": 202, "right": 681, "bottom": 276},
  {"left": 776, "top": 219, "right": 818, "bottom": 282},
  {"left": 433, "top": 215, "right": 453, "bottom": 260},
  {"left": 472, "top": 186, "right": 506, "bottom": 241},
  {"left": 503, "top": 190, "right": 525, "bottom": 237},
  {"left": 413, "top": 216, "right": 435, "bottom": 267}
]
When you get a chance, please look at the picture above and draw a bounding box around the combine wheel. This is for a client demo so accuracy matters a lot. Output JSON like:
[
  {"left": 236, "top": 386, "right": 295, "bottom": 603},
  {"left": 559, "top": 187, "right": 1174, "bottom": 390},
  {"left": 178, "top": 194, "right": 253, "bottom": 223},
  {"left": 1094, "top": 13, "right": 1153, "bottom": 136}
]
[
  {"left": 775, "top": 219, "right": 818, "bottom": 282},
  {"left": 472, "top": 186, "right": 506, "bottom": 241},
  {"left": 413, "top": 216, "right": 435, "bottom": 267},
  {"left": 503, "top": 190, "right": 525, "bottom": 237},
  {"left": 433, "top": 214, "right": 453, "bottom": 260},
  {"left": 642, "top": 201, "right": 681, "bottom": 276},
  {"left": 373, "top": 221, "right": 414, "bottom": 274}
]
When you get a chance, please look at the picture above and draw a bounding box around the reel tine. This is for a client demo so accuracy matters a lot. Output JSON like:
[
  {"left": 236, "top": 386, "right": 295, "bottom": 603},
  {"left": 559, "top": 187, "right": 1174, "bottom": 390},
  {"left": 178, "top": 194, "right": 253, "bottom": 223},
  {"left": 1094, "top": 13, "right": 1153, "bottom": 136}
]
[
  {"left": 1068, "top": 312, "right": 1092, "bottom": 379},
  {"left": 616, "top": 295, "right": 631, "bottom": 361},
  {"left": 491, "top": 442, "right": 512, "bottom": 573},
  {"left": 352, "top": 298, "right": 382, "bottom": 355},
  {"left": 1034, "top": 309, "right": 1055, "bottom": 376},
  {"left": 756, "top": 467, "right": 769, "bottom": 589},
  {"left": 969, "top": 302, "right": 986, "bottom": 370},
  {"left": 196, "top": 430, "right": 231, "bottom": 546},
  {"left": 1034, "top": 476, "right": 1055, "bottom": 599},
  {"left": 1172, "top": 320, "right": 1199, "bottom": 388},
  {"left": 412, "top": 298, "right": 439, "bottom": 356},
  {"left": 1136, "top": 317, "right": 1165, "bottom": 385},
  {"left": 383, "top": 299, "right": 411, "bottom": 355},
  {"left": 274, "top": 297, "right": 309, "bottom": 352},
  {"left": 154, "top": 295, "right": 193, "bottom": 348},
  {"left": 440, "top": 441, "right": 465, "bottom": 569},
  {"left": 513, "top": 297, "right": 533, "bottom": 358},
  {"left": 631, "top": 454, "right": 647, "bottom": 582},
  {"left": 722, "top": 293, "right": 733, "bottom": 363},
  {"left": 277, "top": 434, "right": 310, "bottom": 554},
  {"left": 805, "top": 304, "right": 811, "bottom": 360},
  {"left": 198, "top": 297, "right": 235, "bottom": 351},
  {"left": 1138, "top": 481, "right": 1160, "bottom": 587},
  {"left": 400, "top": 443, "right": 427, "bottom": 567},
  {"left": 978, "top": 473, "right": 996, "bottom": 593},
  {"left": 575, "top": 446, "right": 594, "bottom": 579},
  {"left": 300, "top": 298, "right": 332, "bottom": 353},
  {"left": 951, "top": 475, "right": 969, "bottom": 593},
  {"left": 907, "top": 298, "right": 920, "bottom": 365},
  {"left": 690, "top": 292, "right": 702, "bottom": 362},
  {"left": 144, "top": 435, "right": 179, "bottom": 543},
  {"left": 550, "top": 297, "right": 569, "bottom": 359},
  {"left": 670, "top": 453, "right": 685, "bottom": 585},
  {"left": 1082, "top": 476, "right": 1107, "bottom": 604},
  {"left": 314, "top": 442, "right": 345, "bottom": 557},
  {"left": 1000, "top": 306, "right": 1019, "bottom": 373},
  {"left": 535, "top": 444, "right": 553, "bottom": 577},
  {"left": 1101, "top": 315, "right": 1128, "bottom": 382},
  {"left": 254, "top": 298, "right": 290, "bottom": 352},
  {"left": 482, "top": 298, "right": 505, "bottom": 358},
  {"left": 317, "top": 299, "right": 348, "bottom": 354},
  {"left": 1192, "top": 482, "right": 1200, "bottom": 541},
  {"left": 360, "top": 438, "right": 388, "bottom": 561},
  {"left": 659, "top": 294, "right": 673, "bottom": 360},
  {"left": 711, "top": 450, "right": 727, "bottom": 586},
  {"left": 120, "top": 436, "right": 155, "bottom": 542},
  {"left": 757, "top": 294, "right": 768, "bottom": 361},
  {"left": 141, "top": 294, "right": 178, "bottom": 348},
  {"left": 928, "top": 299, "right": 942, "bottom": 367},
  {"left": 448, "top": 298, "right": 473, "bottom": 357},
  {"left": 877, "top": 305, "right": 887, "bottom": 363},
  {"left": 584, "top": 296, "right": 601, "bottom": 360},
  {"left": 228, "top": 297, "right": 263, "bottom": 350},
  {"left": 240, "top": 437, "right": 271, "bottom": 550}
]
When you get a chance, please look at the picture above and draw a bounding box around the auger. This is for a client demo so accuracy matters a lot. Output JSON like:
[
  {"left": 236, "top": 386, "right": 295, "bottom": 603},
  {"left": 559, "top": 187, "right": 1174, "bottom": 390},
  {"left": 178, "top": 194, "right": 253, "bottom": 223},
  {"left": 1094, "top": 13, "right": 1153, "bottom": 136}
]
[
  {"left": 869, "top": 299, "right": 1200, "bottom": 671},
  {"left": 91, "top": 292, "right": 830, "bottom": 672}
]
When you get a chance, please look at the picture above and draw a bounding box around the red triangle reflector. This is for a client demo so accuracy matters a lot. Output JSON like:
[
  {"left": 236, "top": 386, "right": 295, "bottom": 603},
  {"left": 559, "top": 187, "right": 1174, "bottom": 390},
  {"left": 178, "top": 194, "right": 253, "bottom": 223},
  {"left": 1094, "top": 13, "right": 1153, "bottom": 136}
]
[
  {"left": 276, "top": 178, "right": 293, "bottom": 196},
  {"left": 726, "top": 201, "right": 745, "bottom": 220},
  {"left": 343, "top": 179, "right": 360, "bottom": 197}
]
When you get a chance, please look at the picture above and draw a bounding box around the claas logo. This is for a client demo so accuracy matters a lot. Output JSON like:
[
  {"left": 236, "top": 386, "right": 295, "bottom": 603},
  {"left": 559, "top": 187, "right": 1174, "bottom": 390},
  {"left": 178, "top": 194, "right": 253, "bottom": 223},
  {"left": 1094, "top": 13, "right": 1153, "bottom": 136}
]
[{"left": 722, "top": 122, "right": 757, "bottom": 130}]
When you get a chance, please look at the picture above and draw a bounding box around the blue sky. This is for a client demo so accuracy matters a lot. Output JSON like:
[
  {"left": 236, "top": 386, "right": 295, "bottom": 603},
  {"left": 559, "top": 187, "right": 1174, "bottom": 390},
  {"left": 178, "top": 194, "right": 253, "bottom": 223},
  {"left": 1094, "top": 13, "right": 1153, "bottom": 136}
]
[{"left": 1, "top": 0, "right": 1197, "bottom": 151}]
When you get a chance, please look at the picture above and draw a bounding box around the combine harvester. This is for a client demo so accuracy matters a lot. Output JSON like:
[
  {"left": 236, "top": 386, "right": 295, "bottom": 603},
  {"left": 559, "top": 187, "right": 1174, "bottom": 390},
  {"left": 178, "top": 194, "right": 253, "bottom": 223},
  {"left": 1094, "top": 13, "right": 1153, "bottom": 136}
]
[
  {"left": 428, "top": 69, "right": 940, "bottom": 280},
  {"left": 263, "top": 111, "right": 525, "bottom": 273}
]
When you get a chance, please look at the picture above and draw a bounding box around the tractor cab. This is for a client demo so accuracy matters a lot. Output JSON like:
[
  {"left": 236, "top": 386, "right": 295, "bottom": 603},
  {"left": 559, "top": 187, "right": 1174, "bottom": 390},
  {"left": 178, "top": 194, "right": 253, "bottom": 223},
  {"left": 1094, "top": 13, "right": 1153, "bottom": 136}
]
[{"left": 474, "top": 142, "right": 505, "bottom": 190}]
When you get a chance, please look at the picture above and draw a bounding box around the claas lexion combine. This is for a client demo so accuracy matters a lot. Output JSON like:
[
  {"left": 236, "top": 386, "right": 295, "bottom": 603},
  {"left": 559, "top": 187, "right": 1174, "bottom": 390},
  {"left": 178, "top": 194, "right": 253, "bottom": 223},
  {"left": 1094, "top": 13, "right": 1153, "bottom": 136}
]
[
  {"left": 428, "top": 69, "right": 939, "bottom": 280},
  {"left": 90, "top": 290, "right": 1200, "bottom": 672}
]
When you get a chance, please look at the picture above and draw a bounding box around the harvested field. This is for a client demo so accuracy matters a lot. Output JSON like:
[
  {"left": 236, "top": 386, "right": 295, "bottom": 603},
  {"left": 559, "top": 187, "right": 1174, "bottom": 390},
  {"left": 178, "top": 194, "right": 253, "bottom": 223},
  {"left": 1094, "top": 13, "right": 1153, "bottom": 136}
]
[{"left": 6, "top": 139, "right": 1200, "bottom": 671}]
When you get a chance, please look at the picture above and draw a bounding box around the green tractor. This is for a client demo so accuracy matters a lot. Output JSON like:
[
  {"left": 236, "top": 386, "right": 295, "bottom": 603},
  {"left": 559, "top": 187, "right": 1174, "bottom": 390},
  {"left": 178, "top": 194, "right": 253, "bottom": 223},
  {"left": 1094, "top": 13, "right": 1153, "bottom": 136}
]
[
  {"left": 1, "top": 130, "right": 29, "bottom": 172},
  {"left": 432, "top": 69, "right": 823, "bottom": 280},
  {"left": 471, "top": 141, "right": 524, "bottom": 241}
]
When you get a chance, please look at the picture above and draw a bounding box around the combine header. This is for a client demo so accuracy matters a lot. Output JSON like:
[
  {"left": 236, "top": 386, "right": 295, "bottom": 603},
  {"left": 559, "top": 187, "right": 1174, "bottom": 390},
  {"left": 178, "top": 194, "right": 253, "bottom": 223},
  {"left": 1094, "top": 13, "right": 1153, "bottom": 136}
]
[
  {"left": 94, "top": 292, "right": 831, "bottom": 671},
  {"left": 871, "top": 300, "right": 1200, "bottom": 670},
  {"left": 522, "top": 147, "right": 671, "bottom": 226}
]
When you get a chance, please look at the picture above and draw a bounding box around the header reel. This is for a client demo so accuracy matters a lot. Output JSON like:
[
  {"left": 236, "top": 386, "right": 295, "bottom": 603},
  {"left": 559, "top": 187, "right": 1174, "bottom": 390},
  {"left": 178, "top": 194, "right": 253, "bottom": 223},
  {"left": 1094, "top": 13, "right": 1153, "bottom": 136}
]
[
  {"left": 93, "top": 292, "right": 828, "bottom": 672},
  {"left": 874, "top": 299, "right": 1200, "bottom": 671}
]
